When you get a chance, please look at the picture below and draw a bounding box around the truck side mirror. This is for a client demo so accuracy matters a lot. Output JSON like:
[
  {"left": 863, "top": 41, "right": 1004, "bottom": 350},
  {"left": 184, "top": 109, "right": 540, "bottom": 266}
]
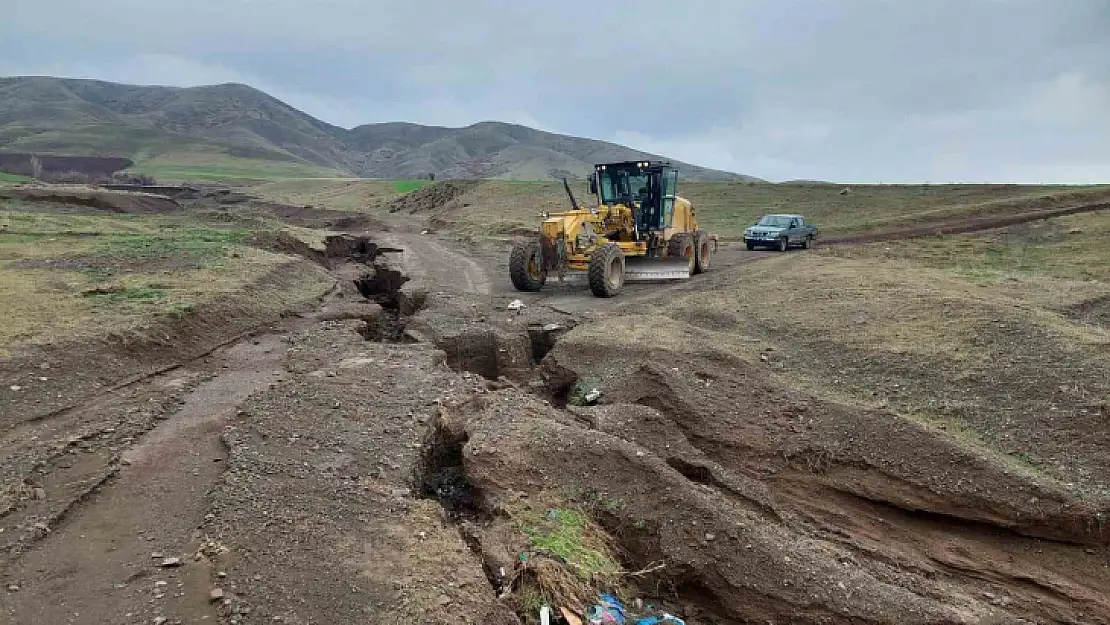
[{"left": 588, "top": 173, "right": 597, "bottom": 195}]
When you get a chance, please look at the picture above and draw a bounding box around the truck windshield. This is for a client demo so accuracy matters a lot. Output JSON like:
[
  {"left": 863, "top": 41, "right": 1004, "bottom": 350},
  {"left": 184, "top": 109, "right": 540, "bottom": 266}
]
[
  {"left": 597, "top": 167, "right": 649, "bottom": 205},
  {"left": 757, "top": 215, "right": 793, "bottom": 227}
]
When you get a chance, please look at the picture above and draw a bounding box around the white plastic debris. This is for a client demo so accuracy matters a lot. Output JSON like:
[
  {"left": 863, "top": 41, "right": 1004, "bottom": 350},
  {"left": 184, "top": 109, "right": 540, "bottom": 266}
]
[
  {"left": 420, "top": 229, "right": 429, "bottom": 235},
  {"left": 540, "top": 605, "right": 552, "bottom": 625},
  {"left": 584, "top": 388, "right": 602, "bottom": 404},
  {"left": 507, "top": 299, "right": 525, "bottom": 311}
]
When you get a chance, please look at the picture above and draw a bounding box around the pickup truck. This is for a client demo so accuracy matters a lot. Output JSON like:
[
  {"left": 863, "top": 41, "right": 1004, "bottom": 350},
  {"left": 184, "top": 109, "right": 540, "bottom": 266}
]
[{"left": 743, "top": 213, "right": 819, "bottom": 251}]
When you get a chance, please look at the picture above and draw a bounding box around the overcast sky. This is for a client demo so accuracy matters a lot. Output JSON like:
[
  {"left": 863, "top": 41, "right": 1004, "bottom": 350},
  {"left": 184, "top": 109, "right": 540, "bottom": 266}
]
[{"left": 2, "top": 0, "right": 1109, "bottom": 183}]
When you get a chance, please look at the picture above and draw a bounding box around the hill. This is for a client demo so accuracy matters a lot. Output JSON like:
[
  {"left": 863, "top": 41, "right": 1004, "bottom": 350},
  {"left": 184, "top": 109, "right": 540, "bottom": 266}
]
[{"left": 0, "top": 76, "right": 755, "bottom": 182}]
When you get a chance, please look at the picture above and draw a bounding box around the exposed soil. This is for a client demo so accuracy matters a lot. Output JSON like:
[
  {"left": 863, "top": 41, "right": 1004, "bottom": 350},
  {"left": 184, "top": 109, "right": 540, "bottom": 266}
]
[
  {"left": 3, "top": 197, "right": 1110, "bottom": 624},
  {"left": 386, "top": 180, "right": 481, "bottom": 214},
  {"left": 1, "top": 185, "right": 183, "bottom": 214}
]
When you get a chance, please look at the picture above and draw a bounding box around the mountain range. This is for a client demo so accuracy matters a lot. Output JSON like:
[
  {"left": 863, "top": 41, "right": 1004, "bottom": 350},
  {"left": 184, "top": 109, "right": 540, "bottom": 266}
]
[{"left": 0, "top": 76, "right": 755, "bottom": 182}]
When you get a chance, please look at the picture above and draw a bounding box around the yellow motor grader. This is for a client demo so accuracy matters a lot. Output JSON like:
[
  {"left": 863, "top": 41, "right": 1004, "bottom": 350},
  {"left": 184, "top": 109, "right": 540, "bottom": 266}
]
[{"left": 509, "top": 160, "right": 716, "bottom": 297}]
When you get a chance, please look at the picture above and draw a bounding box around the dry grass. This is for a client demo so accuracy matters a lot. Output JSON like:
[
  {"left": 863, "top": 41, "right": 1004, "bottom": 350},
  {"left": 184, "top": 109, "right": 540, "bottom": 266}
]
[
  {"left": 656, "top": 211, "right": 1110, "bottom": 491},
  {"left": 0, "top": 205, "right": 330, "bottom": 351},
  {"left": 249, "top": 178, "right": 415, "bottom": 212},
  {"left": 249, "top": 177, "right": 1108, "bottom": 243}
]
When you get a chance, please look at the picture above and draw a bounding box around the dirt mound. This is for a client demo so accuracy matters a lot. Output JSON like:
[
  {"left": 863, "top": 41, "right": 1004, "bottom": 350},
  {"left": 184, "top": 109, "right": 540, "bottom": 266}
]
[
  {"left": 386, "top": 181, "right": 481, "bottom": 215},
  {"left": 1, "top": 184, "right": 182, "bottom": 214}
]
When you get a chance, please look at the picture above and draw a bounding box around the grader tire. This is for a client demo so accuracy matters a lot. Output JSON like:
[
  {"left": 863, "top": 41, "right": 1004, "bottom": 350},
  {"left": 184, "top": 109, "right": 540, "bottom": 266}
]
[
  {"left": 509, "top": 241, "right": 546, "bottom": 292},
  {"left": 667, "top": 233, "right": 696, "bottom": 275},
  {"left": 694, "top": 230, "right": 712, "bottom": 274},
  {"left": 588, "top": 243, "right": 625, "bottom": 297}
]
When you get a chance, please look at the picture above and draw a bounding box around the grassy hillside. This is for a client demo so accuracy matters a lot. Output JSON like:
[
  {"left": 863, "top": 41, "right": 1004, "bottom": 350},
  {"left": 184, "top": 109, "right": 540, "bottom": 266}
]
[{"left": 0, "top": 76, "right": 752, "bottom": 183}]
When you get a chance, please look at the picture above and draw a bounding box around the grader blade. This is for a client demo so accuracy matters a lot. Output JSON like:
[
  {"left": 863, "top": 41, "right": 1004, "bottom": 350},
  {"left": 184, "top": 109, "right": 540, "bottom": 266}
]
[{"left": 624, "top": 256, "right": 692, "bottom": 281}]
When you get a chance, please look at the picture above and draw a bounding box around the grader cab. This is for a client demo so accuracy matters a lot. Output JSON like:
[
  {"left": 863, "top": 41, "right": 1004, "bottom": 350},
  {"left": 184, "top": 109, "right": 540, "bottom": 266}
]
[{"left": 509, "top": 160, "right": 716, "bottom": 297}]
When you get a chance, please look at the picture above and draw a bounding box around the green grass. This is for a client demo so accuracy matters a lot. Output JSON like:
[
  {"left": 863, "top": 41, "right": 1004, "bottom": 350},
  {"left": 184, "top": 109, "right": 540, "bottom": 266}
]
[
  {"left": 517, "top": 507, "right": 620, "bottom": 581},
  {"left": 93, "top": 227, "right": 250, "bottom": 265},
  {"left": 392, "top": 179, "right": 432, "bottom": 193},
  {"left": 0, "top": 172, "right": 30, "bottom": 183}
]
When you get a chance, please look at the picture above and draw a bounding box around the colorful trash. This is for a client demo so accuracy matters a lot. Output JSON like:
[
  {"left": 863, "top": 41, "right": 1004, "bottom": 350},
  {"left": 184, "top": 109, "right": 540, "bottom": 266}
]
[{"left": 586, "top": 593, "right": 626, "bottom": 624}]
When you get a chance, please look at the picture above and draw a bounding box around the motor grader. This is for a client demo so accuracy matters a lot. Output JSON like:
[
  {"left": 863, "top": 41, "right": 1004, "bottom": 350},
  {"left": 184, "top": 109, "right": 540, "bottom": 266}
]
[{"left": 509, "top": 160, "right": 716, "bottom": 297}]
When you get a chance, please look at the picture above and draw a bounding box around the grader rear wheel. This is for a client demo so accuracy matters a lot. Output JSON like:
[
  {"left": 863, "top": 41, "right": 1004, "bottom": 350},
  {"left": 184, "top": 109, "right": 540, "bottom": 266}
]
[
  {"left": 694, "top": 230, "right": 712, "bottom": 274},
  {"left": 509, "top": 241, "right": 546, "bottom": 291},
  {"left": 588, "top": 243, "right": 625, "bottom": 297}
]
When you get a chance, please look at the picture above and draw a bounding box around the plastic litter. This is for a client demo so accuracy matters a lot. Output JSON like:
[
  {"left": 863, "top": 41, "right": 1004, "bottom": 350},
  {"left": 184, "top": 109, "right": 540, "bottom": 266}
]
[
  {"left": 634, "top": 614, "right": 686, "bottom": 625},
  {"left": 586, "top": 593, "right": 625, "bottom": 624}
]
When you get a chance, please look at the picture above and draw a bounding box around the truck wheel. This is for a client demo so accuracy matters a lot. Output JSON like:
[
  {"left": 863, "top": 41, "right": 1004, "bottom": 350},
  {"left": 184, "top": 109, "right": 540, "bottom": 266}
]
[
  {"left": 588, "top": 243, "right": 625, "bottom": 297},
  {"left": 694, "top": 231, "right": 712, "bottom": 274},
  {"left": 509, "top": 241, "right": 546, "bottom": 291},
  {"left": 667, "top": 233, "right": 696, "bottom": 274},
  {"left": 803, "top": 235, "right": 813, "bottom": 249},
  {"left": 746, "top": 242, "right": 756, "bottom": 251},
  {"left": 778, "top": 237, "right": 789, "bottom": 252}
]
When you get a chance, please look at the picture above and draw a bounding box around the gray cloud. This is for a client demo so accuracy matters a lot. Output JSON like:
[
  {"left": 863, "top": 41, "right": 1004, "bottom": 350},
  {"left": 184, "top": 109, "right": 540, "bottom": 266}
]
[{"left": 3, "top": 0, "right": 1109, "bottom": 182}]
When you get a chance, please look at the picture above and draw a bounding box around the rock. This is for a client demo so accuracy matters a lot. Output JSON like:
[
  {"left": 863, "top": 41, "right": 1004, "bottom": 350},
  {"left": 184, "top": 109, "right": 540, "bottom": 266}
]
[
  {"left": 32, "top": 487, "right": 47, "bottom": 500},
  {"left": 160, "top": 557, "right": 182, "bottom": 568},
  {"left": 210, "top": 588, "right": 225, "bottom": 602},
  {"left": 154, "top": 617, "right": 169, "bottom": 625},
  {"left": 9, "top": 385, "right": 21, "bottom": 391},
  {"left": 705, "top": 533, "right": 716, "bottom": 541},
  {"left": 155, "top": 581, "right": 168, "bottom": 587},
  {"left": 7, "top": 584, "right": 19, "bottom": 592},
  {"left": 507, "top": 299, "right": 525, "bottom": 311}
]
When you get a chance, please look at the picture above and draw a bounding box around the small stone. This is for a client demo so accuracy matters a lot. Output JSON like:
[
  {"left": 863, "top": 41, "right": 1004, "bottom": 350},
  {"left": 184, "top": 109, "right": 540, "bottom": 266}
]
[
  {"left": 32, "top": 487, "right": 47, "bottom": 500},
  {"left": 160, "top": 557, "right": 182, "bottom": 568},
  {"left": 9, "top": 385, "right": 21, "bottom": 391},
  {"left": 155, "top": 581, "right": 168, "bottom": 587},
  {"left": 154, "top": 617, "right": 169, "bottom": 625},
  {"left": 151, "top": 552, "right": 165, "bottom": 559},
  {"left": 7, "top": 584, "right": 19, "bottom": 592},
  {"left": 210, "top": 588, "right": 225, "bottom": 602},
  {"left": 705, "top": 533, "right": 716, "bottom": 541},
  {"left": 218, "top": 571, "right": 228, "bottom": 578},
  {"left": 437, "top": 594, "right": 451, "bottom": 606}
]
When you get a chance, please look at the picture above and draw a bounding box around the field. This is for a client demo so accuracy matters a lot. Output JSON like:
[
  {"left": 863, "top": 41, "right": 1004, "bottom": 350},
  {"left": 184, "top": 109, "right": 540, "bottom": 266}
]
[{"left": 1, "top": 176, "right": 1108, "bottom": 625}]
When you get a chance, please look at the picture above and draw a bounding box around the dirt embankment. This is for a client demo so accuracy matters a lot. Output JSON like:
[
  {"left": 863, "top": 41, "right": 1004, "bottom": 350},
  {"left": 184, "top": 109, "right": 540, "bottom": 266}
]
[
  {"left": 415, "top": 323, "right": 1110, "bottom": 624},
  {"left": 0, "top": 185, "right": 183, "bottom": 214},
  {"left": 386, "top": 180, "right": 481, "bottom": 215}
]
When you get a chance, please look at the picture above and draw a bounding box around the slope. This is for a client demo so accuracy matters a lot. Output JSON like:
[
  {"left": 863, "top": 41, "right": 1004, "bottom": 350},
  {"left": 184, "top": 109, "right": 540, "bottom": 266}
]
[{"left": 0, "top": 76, "right": 751, "bottom": 182}]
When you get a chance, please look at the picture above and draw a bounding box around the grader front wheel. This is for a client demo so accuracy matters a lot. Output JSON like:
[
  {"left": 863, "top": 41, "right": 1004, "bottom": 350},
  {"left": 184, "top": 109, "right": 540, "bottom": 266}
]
[
  {"left": 667, "top": 233, "right": 696, "bottom": 275},
  {"left": 509, "top": 241, "right": 546, "bottom": 291},
  {"left": 588, "top": 243, "right": 625, "bottom": 297}
]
